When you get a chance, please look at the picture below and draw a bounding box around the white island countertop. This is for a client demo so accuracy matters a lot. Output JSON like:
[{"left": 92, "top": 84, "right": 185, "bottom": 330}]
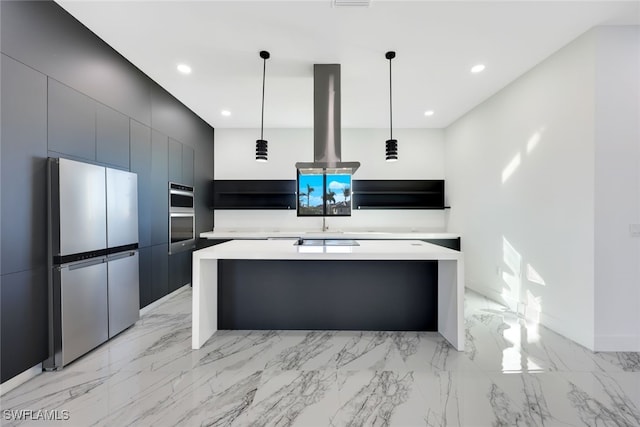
[
  {"left": 193, "top": 239, "right": 461, "bottom": 261},
  {"left": 200, "top": 229, "right": 460, "bottom": 240},
  {"left": 192, "top": 239, "right": 464, "bottom": 351}
]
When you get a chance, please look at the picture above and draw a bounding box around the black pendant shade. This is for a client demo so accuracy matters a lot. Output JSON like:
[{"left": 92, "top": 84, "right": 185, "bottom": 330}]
[
  {"left": 256, "top": 50, "right": 270, "bottom": 162},
  {"left": 385, "top": 139, "right": 398, "bottom": 162},
  {"left": 255, "top": 139, "right": 268, "bottom": 162},
  {"left": 385, "top": 51, "right": 398, "bottom": 162}
]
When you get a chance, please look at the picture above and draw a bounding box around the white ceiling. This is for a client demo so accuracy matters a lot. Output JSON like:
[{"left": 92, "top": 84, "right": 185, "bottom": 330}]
[{"left": 56, "top": 1, "right": 639, "bottom": 129}]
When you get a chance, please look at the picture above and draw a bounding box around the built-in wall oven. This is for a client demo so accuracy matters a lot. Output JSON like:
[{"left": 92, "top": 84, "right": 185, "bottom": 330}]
[{"left": 169, "top": 182, "right": 195, "bottom": 254}]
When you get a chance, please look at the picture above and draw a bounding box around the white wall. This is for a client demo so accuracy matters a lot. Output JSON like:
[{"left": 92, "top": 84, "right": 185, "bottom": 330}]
[
  {"left": 446, "top": 26, "right": 640, "bottom": 351},
  {"left": 445, "top": 30, "right": 597, "bottom": 349},
  {"left": 214, "top": 128, "right": 447, "bottom": 231},
  {"left": 593, "top": 27, "right": 640, "bottom": 351}
]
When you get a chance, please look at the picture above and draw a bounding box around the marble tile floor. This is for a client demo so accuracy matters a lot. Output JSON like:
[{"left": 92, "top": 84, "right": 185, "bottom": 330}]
[{"left": 1, "top": 287, "right": 639, "bottom": 427}]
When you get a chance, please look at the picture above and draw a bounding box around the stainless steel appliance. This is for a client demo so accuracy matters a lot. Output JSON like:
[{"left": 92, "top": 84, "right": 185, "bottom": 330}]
[
  {"left": 169, "top": 182, "right": 195, "bottom": 254},
  {"left": 295, "top": 64, "right": 360, "bottom": 175},
  {"left": 45, "top": 158, "right": 140, "bottom": 369}
]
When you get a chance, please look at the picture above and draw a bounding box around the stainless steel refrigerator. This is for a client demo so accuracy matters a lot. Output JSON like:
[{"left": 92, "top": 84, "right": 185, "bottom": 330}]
[{"left": 45, "top": 158, "right": 140, "bottom": 369}]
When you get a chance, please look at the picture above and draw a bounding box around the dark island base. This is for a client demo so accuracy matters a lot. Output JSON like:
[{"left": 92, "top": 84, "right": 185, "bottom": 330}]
[{"left": 218, "top": 260, "right": 438, "bottom": 331}]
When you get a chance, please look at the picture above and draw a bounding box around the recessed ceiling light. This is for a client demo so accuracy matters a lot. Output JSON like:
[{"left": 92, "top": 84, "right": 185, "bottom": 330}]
[
  {"left": 471, "top": 64, "right": 486, "bottom": 74},
  {"left": 177, "top": 63, "right": 192, "bottom": 74},
  {"left": 424, "top": 110, "right": 435, "bottom": 117},
  {"left": 221, "top": 110, "right": 231, "bottom": 117}
]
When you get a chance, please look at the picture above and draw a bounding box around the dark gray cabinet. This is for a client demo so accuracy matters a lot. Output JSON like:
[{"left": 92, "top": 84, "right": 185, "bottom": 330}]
[
  {"left": 422, "top": 238, "right": 461, "bottom": 251},
  {"left": 182, "top": 145, "right": 194, "bottom": 186},
  {"left": 130, "top": 120, "right": 152, "bottom": 248},
  {"left": 138, "top": 246, "right": 153, "bottom": 308},
  {"left": 169, "top": 250, "right": 191, "bottom": 293},
  {"left": 97, "top": 104, "right": 130, "bottom": 169},
  {"left": 168, "top": 138, "right": 182, "bottom": 183},
  {"left": 48, "top": 78, "right": 96, "bottom": 160},
  {"left": 195, "top": 238, "right": 230, "bottom": 250},
  {"left": 151, "top": 244, "right": 169, "bottom": 302},
  {"left": 0, "top": 268, "right": 48, "bottom": 383},
  {"left": 151, "top": 130, "right": 169, "bottom": 245},
  {"left": 0, "top": 0, "right": 152, "bottom": 126},
  {"left": 0, "top": 54, "right": 47, "bottom": 276}
]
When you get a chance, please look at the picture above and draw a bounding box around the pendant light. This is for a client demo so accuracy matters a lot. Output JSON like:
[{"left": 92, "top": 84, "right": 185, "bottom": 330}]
[
  {"left": 256, "top": 50, "right": 270, "bottom": 162},
  {"left": 385, "top": 51, "right": 398, "bottom": 162}
]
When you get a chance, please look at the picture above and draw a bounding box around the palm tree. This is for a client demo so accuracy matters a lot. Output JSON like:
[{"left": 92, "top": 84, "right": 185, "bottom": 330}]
[
  {"left": 306, "top": 183, "right": 314, "bottom": 207},
  {"left": 343, "top": 186, "right": 350, "bottom": 203},
  {"left": 326, "top": 190, "right": 336, "bottom": 212}
]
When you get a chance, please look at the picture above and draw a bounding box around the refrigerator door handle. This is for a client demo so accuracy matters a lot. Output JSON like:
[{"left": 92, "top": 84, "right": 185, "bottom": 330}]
[
  {"left": 107, "top": 251, "right": 137, "bottom": 261},
  {"left": 64, "top": 257, "right": 107, "bottom": 271}
]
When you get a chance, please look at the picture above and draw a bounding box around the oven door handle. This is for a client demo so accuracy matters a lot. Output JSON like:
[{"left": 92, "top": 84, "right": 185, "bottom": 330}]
[
  {"left": 169, "top": 189, "right": 194, "bottom": 197},
  {"left": 169, "top": 212, "right": 195, "bottom": 217}
]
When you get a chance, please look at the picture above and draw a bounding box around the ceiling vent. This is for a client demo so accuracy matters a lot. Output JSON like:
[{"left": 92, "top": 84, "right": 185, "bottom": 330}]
[{"left": 333, "top": 0, "right": 371, "bottom": 7}]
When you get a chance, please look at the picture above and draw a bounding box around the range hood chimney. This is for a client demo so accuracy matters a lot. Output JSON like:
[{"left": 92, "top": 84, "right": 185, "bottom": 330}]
[{"left": 295, "top": 64, "right": 360, "bottom": 174}]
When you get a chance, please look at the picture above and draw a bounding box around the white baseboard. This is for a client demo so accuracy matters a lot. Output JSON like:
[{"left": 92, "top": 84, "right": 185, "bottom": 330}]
[
  {"left": 0, "top": 363, "right": 42, "bottom": 396},
  {"left": 139, "top": 284, "right": 190, "bottom": 316},
  {"left": 595, "top": 334, "right": 640, "bottom": 352}
]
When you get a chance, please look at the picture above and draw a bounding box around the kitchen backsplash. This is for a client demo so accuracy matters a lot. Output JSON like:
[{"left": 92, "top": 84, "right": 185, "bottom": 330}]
[{"left": 213, "top": 209, "right": 447, "bottom": 231}]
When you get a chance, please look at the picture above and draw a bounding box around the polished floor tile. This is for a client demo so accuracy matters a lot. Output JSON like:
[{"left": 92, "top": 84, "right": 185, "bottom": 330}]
[{"left": 1, "top": 286, "right": 639, "bottom": 427}]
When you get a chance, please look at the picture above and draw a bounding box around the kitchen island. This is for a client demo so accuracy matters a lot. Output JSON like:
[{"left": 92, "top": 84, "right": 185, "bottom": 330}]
[{"left": 192, "top": 239, "right": 465, "bottom": 351}]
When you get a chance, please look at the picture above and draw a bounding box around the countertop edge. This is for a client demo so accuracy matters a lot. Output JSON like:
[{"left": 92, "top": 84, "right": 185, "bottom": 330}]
[{"left": 200, "top": 230, "right": 460, "bottom": 240}]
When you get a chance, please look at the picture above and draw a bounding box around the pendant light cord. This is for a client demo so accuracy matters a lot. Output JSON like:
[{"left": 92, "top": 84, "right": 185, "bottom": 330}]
[
  {"left": 261, "top": 57, "right": 266, "bottom": 141},
  {"left": 389, "top": 56, "right": 393, "bottom": 140}
]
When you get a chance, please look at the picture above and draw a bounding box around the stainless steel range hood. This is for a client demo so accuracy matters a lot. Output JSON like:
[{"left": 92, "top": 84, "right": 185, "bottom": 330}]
[{"left": 295, "top": 64, "right": 360, "bottom": 175}]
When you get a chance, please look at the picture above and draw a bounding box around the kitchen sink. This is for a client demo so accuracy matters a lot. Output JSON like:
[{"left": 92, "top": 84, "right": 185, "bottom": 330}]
[
  {"left": 342, "top": 231, "right": 388, "bottom": 235},
  {"left": 294, "top": 239, "right": 359, "bottom": 246}
]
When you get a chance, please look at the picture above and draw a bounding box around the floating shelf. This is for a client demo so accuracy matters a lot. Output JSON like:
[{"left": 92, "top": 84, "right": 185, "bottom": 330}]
[
  {"left": 213, "top": 180, "right": 296, "bottom": 210},
  {"left": 353, "top": 191, "right": 440, "bottom": 195},
  {"left": 212, "top": 179, "right": 448, "bottom": 211},
  {"left": 352, "top": 180, "right": 445, "bottom": 210},
  {"left": 218, "top": 191, "right": 295, "bottom": 195},
  {"left": 356, "top": 206, "right": 447, "bottom": 210}
]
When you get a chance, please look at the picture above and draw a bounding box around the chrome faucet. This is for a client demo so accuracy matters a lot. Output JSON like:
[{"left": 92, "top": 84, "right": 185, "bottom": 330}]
[{"left": 322, "top": 216, "right": 327, "bottom": 232}]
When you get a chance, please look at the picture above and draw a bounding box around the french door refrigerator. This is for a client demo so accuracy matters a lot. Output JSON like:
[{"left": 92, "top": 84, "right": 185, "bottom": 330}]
[{"left": 45, "top": 158, "right": 139, "bottom": 369}]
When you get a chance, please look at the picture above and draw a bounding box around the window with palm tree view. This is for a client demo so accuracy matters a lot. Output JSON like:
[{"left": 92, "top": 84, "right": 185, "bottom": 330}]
[{"left": 297, "top": 172, "right": 351, "bottom": 216}]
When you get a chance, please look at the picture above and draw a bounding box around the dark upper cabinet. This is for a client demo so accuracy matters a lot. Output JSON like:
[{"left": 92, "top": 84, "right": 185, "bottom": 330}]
[
  {"left": 130, "top": 120, "right": 152, "bottom": 248},
  {"left": 150, "top": 85, "right": 210, "bottom": 149},
  {"left": 182, "top": 145, "right": 194, "bottom": 187},
  {"left": 0, "top": 54, "right": 47, "bottom": 275},
  {"left": 213, "top": 180, "right": 297, "bottom": 210},
  {"left": 168, "top": 138, "right": 182, "bottom": 184},
  {"left": 96, "top": 104, "right": 130, "bottom": 169},
  {"left": 151, "top": 130, "right": 169, "bottom": 246},
  {"left": 47, "top": 78, "right": 96, "bottom": 160},
  {"left": 0, "top": 0, "right": 152, "bottom": 126},
  {"left": 352, "top": 180, "right": 446, "bottom": 210}
]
